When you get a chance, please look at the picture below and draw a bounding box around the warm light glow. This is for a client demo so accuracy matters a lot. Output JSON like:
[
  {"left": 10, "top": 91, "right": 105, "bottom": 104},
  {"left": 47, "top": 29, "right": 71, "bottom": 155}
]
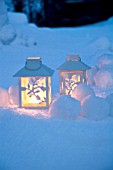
[{"left": 21, "top": 77, "right": 47, "bottom": 107}]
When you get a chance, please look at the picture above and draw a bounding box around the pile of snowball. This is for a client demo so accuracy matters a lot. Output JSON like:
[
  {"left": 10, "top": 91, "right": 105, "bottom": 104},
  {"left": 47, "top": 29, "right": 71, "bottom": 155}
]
[
  {"left": 49, "top": 83, "right": 113, "bottom": 121},
  {"left": 1, "top": 53, "right": 113, "bottom": 121},
  {"left": 88, "top": 53, "right": 113, "bottom": 88}
]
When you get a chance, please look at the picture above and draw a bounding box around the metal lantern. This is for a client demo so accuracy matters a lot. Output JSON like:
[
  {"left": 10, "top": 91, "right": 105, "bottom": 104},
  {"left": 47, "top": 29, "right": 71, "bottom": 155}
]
[
  {"left": 14, "top": 57, "right": 54, "bottom": 109},
  {"left": 57, "top": 55, "right": 90, "bottom": 95}
]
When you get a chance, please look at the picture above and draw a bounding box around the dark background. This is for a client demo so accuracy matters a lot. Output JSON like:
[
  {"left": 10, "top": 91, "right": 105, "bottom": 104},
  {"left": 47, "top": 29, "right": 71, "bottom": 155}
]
[{"left": 8, "top": 0, "right": 113, "bottom": 27}]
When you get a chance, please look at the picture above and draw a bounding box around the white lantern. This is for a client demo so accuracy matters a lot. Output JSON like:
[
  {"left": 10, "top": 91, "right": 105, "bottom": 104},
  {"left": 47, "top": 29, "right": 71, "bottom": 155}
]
[
  {"left": 57, "top": 55, "right": 90, "bottom": 95},
  {"left": 14, "top": 57, "right": 54, "bottom": 109}
]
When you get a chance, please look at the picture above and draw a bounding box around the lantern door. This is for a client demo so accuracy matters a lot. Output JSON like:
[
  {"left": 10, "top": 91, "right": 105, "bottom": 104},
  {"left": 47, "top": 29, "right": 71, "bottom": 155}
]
[{"left": 19, "top": 76, "right": 51, "bottom": 108}]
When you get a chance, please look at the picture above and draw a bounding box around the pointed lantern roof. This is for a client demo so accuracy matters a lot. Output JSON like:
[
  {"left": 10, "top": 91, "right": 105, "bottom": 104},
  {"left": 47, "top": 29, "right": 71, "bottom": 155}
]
[
  {"left": 57, "top": 55, "right": 90, "bottom": 71},
  {"left": 14, "top": 57, "right": 54, "bottom": 77}
]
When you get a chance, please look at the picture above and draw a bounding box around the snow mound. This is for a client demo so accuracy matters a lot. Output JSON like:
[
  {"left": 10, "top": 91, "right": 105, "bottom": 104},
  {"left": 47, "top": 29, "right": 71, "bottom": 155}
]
[
  {"left": 88, "top": 66, "right": 98, "bottom": 85},
  {"left": 94, "top": 65, "right": 113, "bottom": 88},
  {"left": 0, "top": 24, "right": 16, "bottom": 45},
  {"left": 98, "top": 53, "right": 113, "bottom": 68},
  {"left": 81, "top": 95, "right": 110, "bottom": 120},
  {"left": 49, "top": 95, "right": 80, "bottom": 120},
  {"left": 8, "top": 12, "right": 28, "bottom": 25},
  {"left": 92, "top": 36, "right": 111, "bottom": 50},
  {"left": 71, "top": 83, "right": 95, "bottom": 102},
  {"left": 8, "top": 84, "right": 19, "bottom": 105},
  {"left": 106, "top": 93, "right": 113, "bottom": 117},
  {"left": 0, "top": 87, "right": 10, "bottom": 106}
]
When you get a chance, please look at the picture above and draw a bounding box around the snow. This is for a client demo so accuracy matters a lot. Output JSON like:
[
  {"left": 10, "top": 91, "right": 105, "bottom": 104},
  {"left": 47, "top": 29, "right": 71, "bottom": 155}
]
[
  {"left": 0, "top": 0, "right": 8, "bottom": 27},
  {"left": 0, "top": 87, "right": 10, "bottom": 106},
  {"left": 94, "top": 64, "right": 113, "bottom": 88},
  {"left": 98, "top": 53, "right": 113, "bottom": 68},
  {"left": 88, "top": 66, "right": 98, "bottom": 85},
  {"left": 49, "top": 95, "right": 80, "bottom": 120},
  {"left": 8, "top": 12, "right": 28, "bottom": 25},
  {"left": 81, "top": 95, "right": 110, "bottom": 121},
  {"left": 8, "top": 84, "right": 19, "bottom": 105},
  {"left": 106, "top": 93, "right": 113, "bottom": 117},
  {"left": 0, "top": 7, "right": 113, "bottom": 170},
  {"left": 0, "top": 24, "right": 16, "bottom": 45},
  {"left": 71, "top": 83, "right": 95, "bottom": 102}
]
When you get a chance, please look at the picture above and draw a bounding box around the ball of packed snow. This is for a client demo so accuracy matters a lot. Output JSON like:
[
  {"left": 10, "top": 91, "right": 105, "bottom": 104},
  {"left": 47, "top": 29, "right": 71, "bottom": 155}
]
[
  {"left": 88, "top": 66, "right": 98, "bottom": 85},
  {"left": 106, "top": 93, "right": 113, "bottom": 117},
  {"left": 94, "top": 66, "right": 113, "bottom": 88},
  {"left": 8, "top": 12, "right": 28, "bottom": 24},
  {"left": 81, "top": 95, "right": 110, "bottom": 120},
  {"left": 8, "top": 84, "right": 19, "bottom": 105},
  {"left": 0, "top": 24, "right": 16, "bottom": 45},
  {"left": 49, "top": 95, "right": 80, "bottom": 120},
  {"left": 71, "top": 83, "right": 95, "bottom": 102},
  {"left": 0, "top": 87, "right": 10, "bottom": 106},
  {"left": 98, "top": 53, "right": 113, "bottom": 68}
]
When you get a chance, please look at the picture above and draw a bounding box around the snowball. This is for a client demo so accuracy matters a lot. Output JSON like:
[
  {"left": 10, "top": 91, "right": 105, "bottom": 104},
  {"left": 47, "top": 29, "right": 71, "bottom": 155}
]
[
  {"left": 94, "top": 65, "right": 113, "bottom": 88},
  {"left": 81, "top": 95, "right": 110, "bottom": 121},
  {"left": 0, "top": 24, "right": 16, "bottom": 45},
  {"left": 98, "top": 53, "right": 113, "bottom": 68},
  {"left": 8, "top": 84, "right": 19, "bottom": 105},
  {"left": 49, "top": 95, "right": 80, "bottom": 120},
  {"left": 88, "top": 66, "right": 98, "bottom": 85},
  {"left": 71, "top": 83, "right": 95, "bottom": 102},
  {"left": 106, "top": 93, "right": 113, "bottom": 117},
  {"left": 0, "top": 87, "right": 10, "bottom": 106}
]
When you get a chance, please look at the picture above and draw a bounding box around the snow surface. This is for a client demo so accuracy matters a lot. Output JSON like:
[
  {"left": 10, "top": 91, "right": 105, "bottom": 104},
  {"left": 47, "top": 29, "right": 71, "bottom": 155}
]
[
  {"left": 0, "top": 9, "right": 113, "bottom": 170},
  {"left": 0, "top": 87, "right": 10, "bottom": 106},
  {"left": 106, "top": 93, "right": 113, "bottom": 117}
]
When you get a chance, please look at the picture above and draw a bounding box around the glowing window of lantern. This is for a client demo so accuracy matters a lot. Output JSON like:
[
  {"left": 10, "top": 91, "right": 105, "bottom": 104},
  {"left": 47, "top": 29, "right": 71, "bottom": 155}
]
[
  {"left": 21, "top": 77, "right": 47, "bottom": 107},
  {"left": 60, "top": 71, "right": 82, "bottom": 95}
]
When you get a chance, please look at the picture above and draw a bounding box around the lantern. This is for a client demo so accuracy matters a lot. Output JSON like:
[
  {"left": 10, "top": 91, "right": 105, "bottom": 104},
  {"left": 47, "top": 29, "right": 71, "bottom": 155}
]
[
  {"left": 57, "top": 55, "right": 90, "bottom": 95},
  {"left": 14, "top": 57, "right": 54, "bottom": 109}
]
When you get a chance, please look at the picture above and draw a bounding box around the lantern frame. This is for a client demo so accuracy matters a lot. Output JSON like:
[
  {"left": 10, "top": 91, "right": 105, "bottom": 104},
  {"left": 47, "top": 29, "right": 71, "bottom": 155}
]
[
  {"left": 14, "top": 57, "right": 54, "bottom": 109},
  {"left": 57, "top": 55, "right": 90, "bottom": 95}
]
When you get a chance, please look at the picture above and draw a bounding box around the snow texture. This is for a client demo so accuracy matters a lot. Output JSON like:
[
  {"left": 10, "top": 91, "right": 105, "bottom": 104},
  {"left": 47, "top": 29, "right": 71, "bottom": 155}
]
[
  {"left": 0, "top": 24, "right": 16, "bottom": 44},
  {"left": 88, "top": 66, "right": 98, "bottom": 85},
  {"left": 81, "top": 95, "right": 110, "bottom": 120},
  {"left": 106, "top": 93, "right": 113, "bottom": 117},
  {"left": 98, "top": 53, "right": 113, "bottom": 68},
  {"left": 71, "top": 83, "right": 95, "bottom": 102},
  {"left": 8, "top": 12, "right": 28, "bottom": 25},
  {"left": 0, "top": 87, "right": 10, "bottom": 106},
  {"left": 49, "top": 95, "right": 80, "bottom": 120},
  {"left": 94, "top": 64, "right": 113, "bottom": 88},
  {"left": 0, "top": 0, "right": 8, "bottom": 28},
  {"left": 8, "top": 84, "right": 19, "bottom": 105}
]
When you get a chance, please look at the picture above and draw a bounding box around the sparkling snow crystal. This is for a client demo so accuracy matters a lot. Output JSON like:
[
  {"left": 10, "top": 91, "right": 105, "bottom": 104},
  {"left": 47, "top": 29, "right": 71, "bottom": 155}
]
[{"left": 49, "top": 95, "right": 80, "bottom": 120}]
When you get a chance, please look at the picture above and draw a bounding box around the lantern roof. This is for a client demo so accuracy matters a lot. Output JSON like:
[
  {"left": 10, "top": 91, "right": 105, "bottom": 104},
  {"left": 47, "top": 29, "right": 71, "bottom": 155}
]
[
  {"left": 14, "top": 57, "right": 54, "bottom": 77},
  {"left": 57, "top": 55, "right": 90, "bottom": 71}
]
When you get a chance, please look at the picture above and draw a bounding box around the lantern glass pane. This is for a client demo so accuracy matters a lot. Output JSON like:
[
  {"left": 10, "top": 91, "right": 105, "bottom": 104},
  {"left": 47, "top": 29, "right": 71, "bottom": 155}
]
[
  {"left": 21, "top": 77, "right": 47, "bottom": 107},
  {"left": 60, "top": 71, "right": 83, "bottom": 95}
]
